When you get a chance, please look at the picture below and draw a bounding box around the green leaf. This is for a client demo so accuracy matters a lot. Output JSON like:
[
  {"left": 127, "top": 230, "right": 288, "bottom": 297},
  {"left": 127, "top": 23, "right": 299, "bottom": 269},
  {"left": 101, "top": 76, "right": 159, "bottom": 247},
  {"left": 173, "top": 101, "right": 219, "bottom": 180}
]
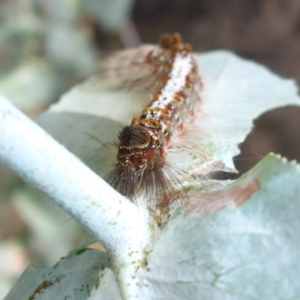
[
  {"left": 37, "top": 50, "right": 299, "bottom": 179},
  {"left": 4, "top": 249, "right": 122, "bottom": 300},
  {"left": 138, "top": 154, "right": 300, "bottom": 299}
]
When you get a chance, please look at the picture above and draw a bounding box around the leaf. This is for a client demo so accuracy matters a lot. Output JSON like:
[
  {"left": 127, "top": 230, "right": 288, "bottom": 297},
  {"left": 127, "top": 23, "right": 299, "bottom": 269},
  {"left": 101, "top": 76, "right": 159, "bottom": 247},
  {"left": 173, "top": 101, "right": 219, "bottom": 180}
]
[
  {"left": 37, "top": 50, "right": 300, "bottom": 179},
  {"left": 4, "top": 248, "right": 122, "bottom": 300},
  {"left": 138, "top": 154, "right": 300, "bottom": 299}
]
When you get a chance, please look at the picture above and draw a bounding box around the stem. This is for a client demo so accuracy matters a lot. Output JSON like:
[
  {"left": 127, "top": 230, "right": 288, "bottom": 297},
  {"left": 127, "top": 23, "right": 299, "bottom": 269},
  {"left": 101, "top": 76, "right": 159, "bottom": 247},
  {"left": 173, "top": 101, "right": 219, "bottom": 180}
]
[{"left": 0, "top": 95, "right": 150, "bottom": 299}]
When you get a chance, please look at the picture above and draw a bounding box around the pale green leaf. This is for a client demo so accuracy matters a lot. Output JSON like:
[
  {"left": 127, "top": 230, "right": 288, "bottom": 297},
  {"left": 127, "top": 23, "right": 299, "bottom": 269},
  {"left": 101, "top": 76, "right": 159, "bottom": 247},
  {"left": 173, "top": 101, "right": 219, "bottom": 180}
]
[
  {"left": 138, "top": 154, "right": 300, "bottom": 299},
  {"left": 4, "top": 249, "right": 121, "bottom": 300},
  {"left": 37, "top": 50, "right": 299, "bottom": 178}
]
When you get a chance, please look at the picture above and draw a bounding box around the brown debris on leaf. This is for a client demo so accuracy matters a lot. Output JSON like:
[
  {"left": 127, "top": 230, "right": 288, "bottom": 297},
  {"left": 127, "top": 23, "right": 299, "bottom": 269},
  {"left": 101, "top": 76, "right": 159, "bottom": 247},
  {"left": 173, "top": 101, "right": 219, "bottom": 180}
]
[{"left": 185, "top": 178, "right": 260, "bottom": 217}]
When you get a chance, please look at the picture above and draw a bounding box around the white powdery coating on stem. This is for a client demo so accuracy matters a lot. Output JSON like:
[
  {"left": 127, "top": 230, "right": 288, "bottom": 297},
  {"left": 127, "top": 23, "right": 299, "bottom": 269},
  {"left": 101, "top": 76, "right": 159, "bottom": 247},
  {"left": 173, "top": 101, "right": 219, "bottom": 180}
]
[{"left": 0, "top": 96, "right": 150, "bottom": 296}]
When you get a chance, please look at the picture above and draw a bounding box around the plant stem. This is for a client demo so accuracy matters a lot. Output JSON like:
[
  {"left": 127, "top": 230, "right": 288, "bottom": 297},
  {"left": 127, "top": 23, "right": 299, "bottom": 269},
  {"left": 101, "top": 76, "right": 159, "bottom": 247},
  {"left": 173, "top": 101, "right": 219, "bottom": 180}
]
[{"left": 0, "top": 95, "right": 151, "bottom": 299}]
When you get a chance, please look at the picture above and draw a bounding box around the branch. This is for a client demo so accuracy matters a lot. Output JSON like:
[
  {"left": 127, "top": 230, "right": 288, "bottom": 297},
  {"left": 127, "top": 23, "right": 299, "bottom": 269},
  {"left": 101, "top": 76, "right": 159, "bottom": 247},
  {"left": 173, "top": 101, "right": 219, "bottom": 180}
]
[{"left": 0, "top": 94, "right": 150, "bottom": 262}]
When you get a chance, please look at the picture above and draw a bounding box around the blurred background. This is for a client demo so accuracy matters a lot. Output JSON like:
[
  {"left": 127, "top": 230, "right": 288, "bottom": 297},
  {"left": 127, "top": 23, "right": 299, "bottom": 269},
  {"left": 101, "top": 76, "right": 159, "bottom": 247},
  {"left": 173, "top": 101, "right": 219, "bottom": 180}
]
[{"left": 1, "top": 0, "right": 300, "bottom": 297}]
